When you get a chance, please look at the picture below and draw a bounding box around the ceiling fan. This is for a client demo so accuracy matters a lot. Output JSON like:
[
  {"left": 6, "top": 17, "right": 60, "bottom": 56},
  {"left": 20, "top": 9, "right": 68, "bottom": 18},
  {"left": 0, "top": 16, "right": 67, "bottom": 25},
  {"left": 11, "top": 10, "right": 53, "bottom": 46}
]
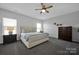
[{"left": 35, "top": 3, "right": 53, "bottom": 14}]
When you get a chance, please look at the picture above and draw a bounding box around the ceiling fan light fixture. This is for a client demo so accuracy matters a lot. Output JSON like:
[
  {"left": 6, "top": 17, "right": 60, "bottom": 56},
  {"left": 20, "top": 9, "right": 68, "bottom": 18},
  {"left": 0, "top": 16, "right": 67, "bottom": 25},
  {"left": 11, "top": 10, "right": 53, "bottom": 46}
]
[{"left": 41, "top": 9, "right": 45, "bottom": 13}]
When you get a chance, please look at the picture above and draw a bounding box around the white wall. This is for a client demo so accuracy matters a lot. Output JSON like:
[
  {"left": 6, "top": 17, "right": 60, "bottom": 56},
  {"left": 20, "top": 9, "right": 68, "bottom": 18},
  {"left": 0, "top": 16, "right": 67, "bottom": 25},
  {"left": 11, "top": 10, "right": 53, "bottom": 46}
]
[
  {"left": 0, "top": 8, "right": 43, "bottom": 44},
  {"left": 43, "top": 11, "right": 79, "bottom": 42},
  {"left": 43, "top": 21, "right": 58, "bottom": 38},
  {"left": 72, "top": 25, "right": 79, "bottom": 42}
]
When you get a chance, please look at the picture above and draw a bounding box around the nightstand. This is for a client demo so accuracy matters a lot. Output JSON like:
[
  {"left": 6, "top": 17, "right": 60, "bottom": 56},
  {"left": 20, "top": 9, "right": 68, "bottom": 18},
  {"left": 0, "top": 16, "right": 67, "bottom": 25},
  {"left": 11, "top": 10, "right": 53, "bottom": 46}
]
[{"left": 3, "top": 34, "right": 17, "bottom": 44}]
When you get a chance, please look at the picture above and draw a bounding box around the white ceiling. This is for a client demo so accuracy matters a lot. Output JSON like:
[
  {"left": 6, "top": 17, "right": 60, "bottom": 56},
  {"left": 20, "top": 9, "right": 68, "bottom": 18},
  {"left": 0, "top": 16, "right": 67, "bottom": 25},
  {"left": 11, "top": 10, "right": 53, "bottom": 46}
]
[{"left": 0, "top": 3, "right": 79, "bottom": 20}]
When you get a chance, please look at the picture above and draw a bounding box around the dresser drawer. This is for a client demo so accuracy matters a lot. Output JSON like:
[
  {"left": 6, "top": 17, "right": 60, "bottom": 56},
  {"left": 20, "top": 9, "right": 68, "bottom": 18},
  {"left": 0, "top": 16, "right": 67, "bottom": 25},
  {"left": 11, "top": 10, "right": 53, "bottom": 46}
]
[{"left": 3, "top": 34, "right": 17, "bottom": 44}]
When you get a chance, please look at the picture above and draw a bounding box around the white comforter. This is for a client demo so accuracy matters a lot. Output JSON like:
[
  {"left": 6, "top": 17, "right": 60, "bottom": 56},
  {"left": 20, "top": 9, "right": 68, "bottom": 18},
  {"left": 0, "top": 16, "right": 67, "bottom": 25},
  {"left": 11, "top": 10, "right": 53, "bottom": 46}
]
[{"left": 21, "top": 32, "right": 49, "bottom": 43}]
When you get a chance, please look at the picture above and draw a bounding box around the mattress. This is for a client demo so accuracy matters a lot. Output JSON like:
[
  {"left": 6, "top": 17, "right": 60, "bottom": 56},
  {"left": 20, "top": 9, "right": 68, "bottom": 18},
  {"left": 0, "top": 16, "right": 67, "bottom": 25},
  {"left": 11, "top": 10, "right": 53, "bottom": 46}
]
[{"left": 21, "top": 32, "right": 49, "bottom": 43}]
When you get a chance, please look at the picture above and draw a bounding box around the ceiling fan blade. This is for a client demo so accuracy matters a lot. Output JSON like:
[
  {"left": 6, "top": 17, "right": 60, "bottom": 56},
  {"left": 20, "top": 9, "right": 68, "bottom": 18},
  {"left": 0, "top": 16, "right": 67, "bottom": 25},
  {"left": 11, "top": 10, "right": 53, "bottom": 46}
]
[
  {"left": 41, "top": 3, "right": 44, "bottom": 6},
  {"left": 45, "top": 10, "right": 49, "bottom": 13},
  {"left": 46, "top": 5, "right": 53, "bottom": 9},
  {"left": 35, "top": 9, "right": 42, "bottom": 10},
  {"left": 41, "top": 3, "right": 45, "bottom": 8},
  {"left": 40, "top": 11, "right": 42, "bottom": 14}
]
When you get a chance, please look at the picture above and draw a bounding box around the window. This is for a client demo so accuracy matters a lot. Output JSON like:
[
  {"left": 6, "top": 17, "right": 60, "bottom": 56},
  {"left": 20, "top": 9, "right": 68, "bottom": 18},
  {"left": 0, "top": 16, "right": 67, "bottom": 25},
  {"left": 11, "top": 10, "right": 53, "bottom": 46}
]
[
  {"left": 37, "top": 23, "right": 42, "bottom": 32},
  {"left": 3, "top": 18, "right": 17, "bottom": 35}
]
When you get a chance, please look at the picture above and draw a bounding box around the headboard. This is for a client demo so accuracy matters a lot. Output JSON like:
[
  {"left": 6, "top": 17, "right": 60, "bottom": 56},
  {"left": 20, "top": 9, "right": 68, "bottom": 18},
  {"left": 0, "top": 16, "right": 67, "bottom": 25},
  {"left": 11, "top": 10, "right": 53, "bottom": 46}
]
[{"left": 20, "top": 26, "right": 36, "bottom": 33}]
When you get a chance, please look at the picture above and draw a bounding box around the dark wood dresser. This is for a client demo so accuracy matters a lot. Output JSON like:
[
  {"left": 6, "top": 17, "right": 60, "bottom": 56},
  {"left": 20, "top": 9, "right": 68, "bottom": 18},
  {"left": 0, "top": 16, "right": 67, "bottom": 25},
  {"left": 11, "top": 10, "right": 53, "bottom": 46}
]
[
  {"left": 58, "top": 26, "right": 72, "bottom": 42},
  {"left": 3, "top": 34, "right": 17, "bottom": 44}
]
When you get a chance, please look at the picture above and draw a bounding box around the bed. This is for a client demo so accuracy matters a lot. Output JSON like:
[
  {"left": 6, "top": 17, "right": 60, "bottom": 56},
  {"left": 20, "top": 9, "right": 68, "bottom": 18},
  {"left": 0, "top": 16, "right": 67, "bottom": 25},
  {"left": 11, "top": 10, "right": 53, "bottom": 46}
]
[{"left": 20, "top": 32, "right": 49, "bottom": 48}]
